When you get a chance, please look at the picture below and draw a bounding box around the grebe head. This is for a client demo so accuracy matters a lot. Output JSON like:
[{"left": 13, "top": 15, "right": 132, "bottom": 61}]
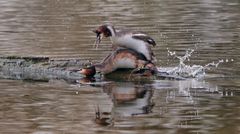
[
  {"left": 94, "top": 25, "right": 114, "bottom": 37},
  {"left": 93, "top": 24, "right": 115, "bottom": 48},
  {"left": 79, "top": 65, "right": 96, "bottom": 77}
]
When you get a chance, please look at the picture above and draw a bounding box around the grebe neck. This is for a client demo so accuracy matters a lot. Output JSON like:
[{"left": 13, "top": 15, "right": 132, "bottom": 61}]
[{"left": 107, "top": 25, "right": 116, "bottom": 37}]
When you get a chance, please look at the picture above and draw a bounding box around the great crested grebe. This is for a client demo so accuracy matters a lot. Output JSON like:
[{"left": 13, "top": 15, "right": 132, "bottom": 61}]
[
  {"left": 93, "top": 24, "right": 157, "bottom": 62},
  {"left": 79, "top": 48, "right": 157, "bottom": 77}
]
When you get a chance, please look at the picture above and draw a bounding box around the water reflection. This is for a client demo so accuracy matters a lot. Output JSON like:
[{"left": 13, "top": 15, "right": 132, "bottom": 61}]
[
  {"left": 77, "top": 76, "right": 237, "bottom": 132},
  {"left": 0, "top": 76, "right": 239, "bottom": 133},
  {"left": 102, "top": 82, "right": 154, "bottom": 117}
]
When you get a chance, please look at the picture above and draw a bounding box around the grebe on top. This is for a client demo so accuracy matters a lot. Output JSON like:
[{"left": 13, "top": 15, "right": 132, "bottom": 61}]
[{"left": 93, "top": 24, "right": 157, "bottom": 63}]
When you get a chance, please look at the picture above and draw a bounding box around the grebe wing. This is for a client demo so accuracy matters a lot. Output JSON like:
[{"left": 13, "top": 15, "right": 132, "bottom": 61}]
[{"left": 132, "top": 34, "right": 156, "bottom": 46}]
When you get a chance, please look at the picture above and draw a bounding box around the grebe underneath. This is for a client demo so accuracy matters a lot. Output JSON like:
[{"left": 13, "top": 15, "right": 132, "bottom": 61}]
[{"left": 79, "top": 48, "right": 157, "bottom": 77}]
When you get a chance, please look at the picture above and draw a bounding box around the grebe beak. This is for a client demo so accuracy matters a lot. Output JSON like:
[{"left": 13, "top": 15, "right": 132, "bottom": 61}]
[{"left": 92, "top": 30, "right": 103, "bottom": 49}]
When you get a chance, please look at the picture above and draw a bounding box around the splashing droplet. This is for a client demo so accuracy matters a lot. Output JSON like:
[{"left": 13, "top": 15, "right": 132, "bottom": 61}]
[{"left": 158, "top": 49, "right": 230, "bottom": 79}]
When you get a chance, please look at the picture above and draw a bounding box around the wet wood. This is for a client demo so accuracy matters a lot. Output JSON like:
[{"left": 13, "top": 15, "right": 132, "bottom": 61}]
[{"left": 0, "top": 56, "right": 91, "bottom": 81}]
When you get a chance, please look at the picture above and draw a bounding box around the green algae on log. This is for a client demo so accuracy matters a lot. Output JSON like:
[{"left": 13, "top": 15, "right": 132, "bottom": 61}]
[{"left": 0, "top": 56, "right": 91, "bottom": 81}]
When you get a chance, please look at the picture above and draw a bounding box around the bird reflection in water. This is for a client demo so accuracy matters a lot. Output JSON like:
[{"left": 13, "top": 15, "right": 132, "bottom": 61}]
[
  {"left": 103, "top": 82, "right": 154, "bottom": 116},
  {"left": 78, "top": 79, "right": 155, "bottom": 126}
]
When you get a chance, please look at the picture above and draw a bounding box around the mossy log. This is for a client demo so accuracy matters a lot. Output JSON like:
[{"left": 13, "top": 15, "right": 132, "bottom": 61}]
[{"left": 0, "top": 56, "right": 91, "bottom": 81}]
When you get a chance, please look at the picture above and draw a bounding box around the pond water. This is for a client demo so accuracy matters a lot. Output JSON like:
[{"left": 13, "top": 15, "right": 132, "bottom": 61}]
[{"left": 0, "top": 0, "right": 240, "bottom": 133}]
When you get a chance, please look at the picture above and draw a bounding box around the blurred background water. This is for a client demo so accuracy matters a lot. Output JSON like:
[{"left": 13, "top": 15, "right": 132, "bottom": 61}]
[{"left": 0, "top": 0, "right": 239, "bottom": 133}]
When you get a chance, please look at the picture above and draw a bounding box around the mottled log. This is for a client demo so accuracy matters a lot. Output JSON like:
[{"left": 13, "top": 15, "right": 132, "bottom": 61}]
[{"left": 0, "top": 56, "right": 91, "bottom": 81}]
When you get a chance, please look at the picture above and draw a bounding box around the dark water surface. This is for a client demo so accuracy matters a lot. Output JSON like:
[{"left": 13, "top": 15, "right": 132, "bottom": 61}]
[{"left": 0, "top": 0, "right": 240, "bottom": 133}]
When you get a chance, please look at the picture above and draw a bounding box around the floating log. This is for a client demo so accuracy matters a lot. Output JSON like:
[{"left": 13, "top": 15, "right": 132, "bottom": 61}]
[{"left": 0, "top": 56, "right": 91, "bottom": 81}]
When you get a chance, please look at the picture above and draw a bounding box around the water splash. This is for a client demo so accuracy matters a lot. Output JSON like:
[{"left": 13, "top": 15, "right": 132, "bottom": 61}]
[{"left": 157, "top": 49, "right": 231, "bottom": 79}]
